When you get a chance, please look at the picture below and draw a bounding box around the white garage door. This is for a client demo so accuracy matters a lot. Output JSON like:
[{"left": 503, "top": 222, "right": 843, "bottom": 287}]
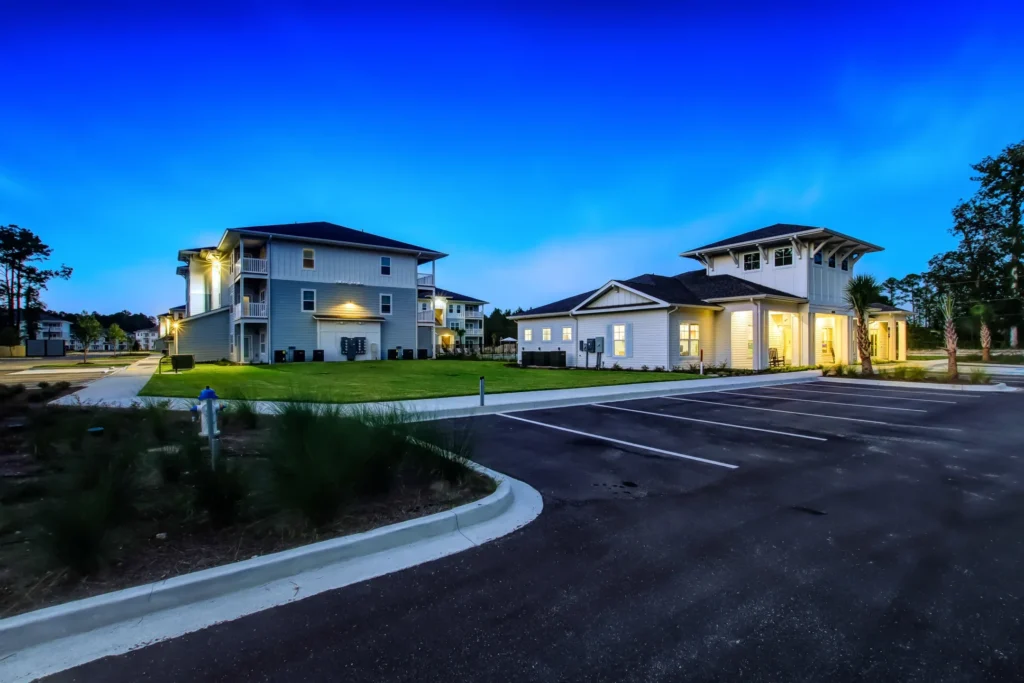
[{"left": 318, "top": 321, "right": 382, "bottom": 362}]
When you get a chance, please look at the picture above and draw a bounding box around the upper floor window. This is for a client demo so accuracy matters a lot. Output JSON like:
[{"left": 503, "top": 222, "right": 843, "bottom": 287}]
[
  {"left": 302, "top": 248, "right": 315, "bottom": 270},
  {"left": 679, "top": 323, "right": 700, "bottom": 356},
  {"left": 380, "top": 293, "right": 392, "bottom": 315},
  {"left": 613, "top": 324, "right": 627, "bottom": 356},
  {"left": 457, "top": 304, "right": 462, "bottom": 313},
  {"left": 774, "top": 247, "right": 793, "bottom": 267},
  {"left": 827, "top": 254, "right": 836, "bottom": 268},
  {"left": 420, "top": 301, "right": 429, "bottom": 311},
  {"left": 743, "top": 252, "right": 760, "bottom": 271},
  {"left": 524, "top": 329, "right": 533, "bottom": 342},
  {"left": 813, "top": 251, "right": 823, "bottom": 266},
  {"left": 380, "top": 256, "right": 391, "bottom": 276},
  {"left": 841, "top": 258, "right": 849, "bottom": 271},
  {"left": 448, "top": 304, "right": 454, "bottom": 313},
  {"left": 301, "top": 289, "right": 316, "bottom": 312},
  {"left": 562, "top": 326, "right": 572, "bottom": 341},
  {"left": 542, "top": 328, "right": 551, "bottom": 341}
]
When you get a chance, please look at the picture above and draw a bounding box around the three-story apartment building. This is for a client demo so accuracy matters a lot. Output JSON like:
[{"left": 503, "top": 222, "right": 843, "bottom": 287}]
[
  {"left": 513, "top": 223, "right": 909, "bottom": 370},
  {"left": 164, "top": 221, "right": 487, "bottom": 363}
]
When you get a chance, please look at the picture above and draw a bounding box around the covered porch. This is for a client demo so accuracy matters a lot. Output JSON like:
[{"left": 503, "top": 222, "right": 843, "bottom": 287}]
[
  {"left": 868, "top": 308, "right": 909, "bottom": 362},
  {"left": 232, "top": 321, "right": 268, "bottom": 364}
]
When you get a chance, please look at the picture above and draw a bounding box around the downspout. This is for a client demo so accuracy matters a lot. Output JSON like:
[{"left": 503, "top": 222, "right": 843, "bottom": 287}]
[{"left": 666, "top": 306, "right": 678, "bottom": 369}]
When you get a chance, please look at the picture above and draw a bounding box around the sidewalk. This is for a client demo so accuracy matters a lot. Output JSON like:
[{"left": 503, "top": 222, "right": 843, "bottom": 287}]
[{"left": 52, "top": 367, "right": 823, "bottom": 419}]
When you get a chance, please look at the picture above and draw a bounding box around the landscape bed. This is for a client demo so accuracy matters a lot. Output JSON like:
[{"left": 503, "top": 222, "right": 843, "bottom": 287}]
[
  {"left": 140, "top": 360, "right": 706, "bottom": 402},
  {"left": 0, "top": 398, "right": 493, "bottom": 618}
]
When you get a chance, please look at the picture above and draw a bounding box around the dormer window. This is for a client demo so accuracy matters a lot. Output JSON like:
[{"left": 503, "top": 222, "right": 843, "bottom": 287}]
[{"left": 743, "top": 252, "right": 760, "bottom": 271}]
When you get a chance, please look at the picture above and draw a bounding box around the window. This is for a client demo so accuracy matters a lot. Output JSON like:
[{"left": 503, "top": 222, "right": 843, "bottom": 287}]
[
  {"left": 380, "top": 293, "right": 392, "bottom": 315},
  {"left": 774, "top": 247, "right": 793, "bottom": 267},
  {"left": 457, "top": 304, "right": 462, "bottom": 313},
  {"left": 380, "top": 256, "right": 391, "bottom": 276},
  {"left": 679, "top": 323, "right": 700, "bottom": 357},
  {"left": 841, "top": 258, "right": 849, "bottom": 271},
  {"left": 524, "top": 329, "right": 533, "bottom": 342},
  {"left": 448, "top": 304, "right": 454, "bottom": 313},
  {"left": 542, "top": 328, "right": 551, "bottom": 341},
  {"left": 813, "top": 251, "right": 823, "bottom": 265},
  {"left": 259, "top": 331, "right": 267, "bottom": 355},
  {"left": 613, "top": 324, "right": 626, "bottom": 356},
  {"left": 420, "top": 301, "right": 428, "bottom": 311},
  {"left": 301, "top": 289, "right": 316, "bottom": 312},
  {"left": 827, "top": 254, "right": 836, "bottom": 268},
  {"left": 562, "top": 326, "right": 572, "bottom": 341},
  {"left": 302, "top": 248, "right": 315, "bottom": 270},
  {"left": 743, "top": 252, "right": 760, "bottom": 271}
]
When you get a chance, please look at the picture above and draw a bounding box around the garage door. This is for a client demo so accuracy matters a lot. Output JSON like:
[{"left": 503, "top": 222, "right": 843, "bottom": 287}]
[{"left": 318, "top": 321, "right": 382, "bottom": 361}]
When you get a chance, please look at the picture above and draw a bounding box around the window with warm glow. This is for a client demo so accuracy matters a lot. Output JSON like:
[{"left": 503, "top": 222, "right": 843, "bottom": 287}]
[
  {"left": 542, "top": 328, "right": 551, "bottom": 341},
  {"left": 613, "top": 324, "right": 626, "bottom": 356},
  {"left": 679, "top": 323, "right": 699, "bottom": 356},
  {"left": 302, "top": 248, "right": 315, "bottom": 270},
  {"left": 524, "top": 329, "right": 533, "bottom": 342},
  {"left": 562, "top": 327, "right": 572, "bottom": 341}
]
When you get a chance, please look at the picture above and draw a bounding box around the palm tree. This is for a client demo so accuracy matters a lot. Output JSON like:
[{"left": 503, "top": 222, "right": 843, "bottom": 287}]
[
  {"left": 844, "top": 274, "right": 883, "bottom": 376},
  {"left": 970, "top": 302, "right": 993, "bottom": 362},
  {"left": 942, "top": 293, "right": 959, "bottom": 379}
]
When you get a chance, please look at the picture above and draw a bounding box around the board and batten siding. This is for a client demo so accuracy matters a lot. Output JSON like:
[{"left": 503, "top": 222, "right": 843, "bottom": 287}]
[
  {"left": 269, "top": 239, "right": 419, "bottom": 289},
  {"left": 576, "top": 310, "right": 670, "bottom": 370},
  {"left": 710, "top": 252, "right": 808, "bottom": 298},
  {"left": 517, "top": 316, "right": 578, "bottom": 366},
  {"left": 668, "top": 308, "right": 717, "bottom": 368},
  {"left": 270, "top": 280, "right": 416, "bottom": 358},
  {"left": 176, "top": 308, "right": 230, "bottom": 362},
  {"left": 808, "top": 259, "right": 853, "bottom": 307},
  {"left": 583, "top": 286, "right": 653, "bottom": 309}
]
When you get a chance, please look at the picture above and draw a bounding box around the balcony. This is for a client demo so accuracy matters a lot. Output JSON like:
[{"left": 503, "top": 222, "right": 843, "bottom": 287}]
[
  {"left": 417, "top": 273, "right": 435, "bottom": 288},
  {"left": 465, "top": 310, "right": 483, "bottom": 319},
  {"left": 417, "top": 310, "right": 435, "bottom": 325},
  {"left": 232, "top": 301, "right": 268, "bottom": 320},
  {"left": 232, "top": 257, "right": 269, "bottom": 279}
]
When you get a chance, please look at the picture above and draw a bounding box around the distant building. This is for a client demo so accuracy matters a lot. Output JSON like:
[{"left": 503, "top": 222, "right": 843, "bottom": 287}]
[{"left": 19, "top": 313, "right": 71, "bottom": 345}]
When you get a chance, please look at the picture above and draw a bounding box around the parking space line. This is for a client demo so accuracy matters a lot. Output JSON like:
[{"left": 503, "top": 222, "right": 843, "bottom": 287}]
[
  {"left": 497, "top": 413, "right": 738, "bottom": 469},
  {"left": 719, "top": 390, "right": 927, "bottom": 412},
  {"left": 663, "top": 396, "right": 964, "bottom": 432},
  {"left": 813, "top": 382, "right": 980, "bottom": 398},
  {"left": 593, "top": 403, "right": 827, "bottom": 441},
  {"left": 762, "top": 385, "right": 958, "bottom": 404}
]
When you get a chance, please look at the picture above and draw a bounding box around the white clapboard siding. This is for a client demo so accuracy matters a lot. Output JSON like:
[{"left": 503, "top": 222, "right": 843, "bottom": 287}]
[
  {"left": 575, "top": 310, "right": 669, "bottom": 370},
  {"left": 729, "top": 309, "right": 754, "bottom": 369},
  {"left": 669, "top": 308, "right": 717, "bottom": 368},
  {"left": 517, "top": 316, "right": 578, "bottom": 365}
]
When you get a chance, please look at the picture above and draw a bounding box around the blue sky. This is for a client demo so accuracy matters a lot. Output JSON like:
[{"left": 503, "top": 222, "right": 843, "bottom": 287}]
[{"left": 3, "top": 1, "right": 1023, "bottom": 315}]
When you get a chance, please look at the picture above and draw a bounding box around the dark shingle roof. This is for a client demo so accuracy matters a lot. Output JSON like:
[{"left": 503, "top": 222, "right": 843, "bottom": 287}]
[
  {"left": 686, "top": 223, "right": 824, "bottom": 253},
  {"left": 234, "top": 222, "right": 442, "bottom": 255},
  {"left": 869, "top": 302, "right": 910, "bottom": 313},
  {"left": 435, "top": 287, "right": 487, "bottom": 304},
  {"left": 514, "top": 269, "right": 803, "bottom": 318}
]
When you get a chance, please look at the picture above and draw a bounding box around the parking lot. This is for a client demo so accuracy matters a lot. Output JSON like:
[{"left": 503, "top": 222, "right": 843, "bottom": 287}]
[{"left": 49, "top": 378, "right": 1024, "bottom": 683}]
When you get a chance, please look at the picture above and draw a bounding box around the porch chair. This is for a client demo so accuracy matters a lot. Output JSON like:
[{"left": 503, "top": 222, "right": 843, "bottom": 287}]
[{"left": 768, "top": 347, "right": 784, "bottom": 368}]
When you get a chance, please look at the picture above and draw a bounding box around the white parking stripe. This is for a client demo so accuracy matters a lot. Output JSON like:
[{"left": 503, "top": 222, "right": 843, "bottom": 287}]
[
  {"left": 594, "top": 403, "right": 827, "bottom": 441},
  {"left": 718, "top": 390, "right": 927, "bottom": 413},
  {"left": 812, "top": 382, "right": 980, "bottom": 398},
  {"left": 663, "top": 396, "right": 963, "bottom": 432},
  {"left": 762, "top": 385, "right": 959, "bottom": 404},
  {"left": 498, "top": 413, "right": 738, "bottom": 469}
]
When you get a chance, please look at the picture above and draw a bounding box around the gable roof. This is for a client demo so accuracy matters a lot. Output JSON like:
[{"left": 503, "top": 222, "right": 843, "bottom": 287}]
[
  {"left": 513, "top": 269, "right": 804, "bottom": 319},
  {"left": 435, "top": 287, "right": 488, "bottom": 304},
  {"left": 225, "top": 222, "right": 445, "bottom": 259},
  {"left": 869, "top": 302, "right": 911, "bottom": 313},
  {"left": 681, "top": 223, "right": 883, "bottom": 257}
]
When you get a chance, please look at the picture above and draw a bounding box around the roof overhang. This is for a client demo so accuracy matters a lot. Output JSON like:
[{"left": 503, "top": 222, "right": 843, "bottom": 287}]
[
  {"left": 704, "top": 294, "right": 808, "bottom": 304},
  {"left": 216, "top": 229, "right": 448, "bottom": 265},
  {"left": 312, "top": 315, "right": 386, "bottom": 323},
  {"left": 681, "top": 228, "right": 884, "bottom": 261}
]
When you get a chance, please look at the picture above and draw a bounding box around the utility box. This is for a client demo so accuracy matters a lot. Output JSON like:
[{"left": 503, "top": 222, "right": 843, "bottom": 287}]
[
  {"left": 312, "top": 349, "right": 325, "bottom": 362},
  {"left": 586, "top": 338, "right": 596, "bottom": 353},
  {"left": 274, "top": 349, "right": 287, "bottom": 363},
  {"left": 170, "top": 354, "right": 195, "bottom": 371},
  {"left": 594, "top": 337, "right": 605, "bottom": 353},
  {"left": 293, "top": 349, "right": 306, "bottom": 362}
]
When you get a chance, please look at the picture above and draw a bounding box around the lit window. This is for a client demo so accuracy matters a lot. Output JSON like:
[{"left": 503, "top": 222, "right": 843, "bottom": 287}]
[
  {"left": 301, "top": 289, "right": 316, "bottom": 312},
  {"left": 380, "top": 293, "right": 392, "bottom": 315},
  {"left": 828, "top": 255, "right": 836, "bottom": 268},
  {"left": 524, "top": 329, "right": 533, "bottom": 342},
  {"left": 380, "top": 256, "right": 391, "bottom": 276},
  {"left": 841, "top": 258, "right": 849, "bottom": 271},
  {"left": 679, "top": 323, "right": 700, "bottom": 356},
  {"left": 813, "top": 251, "right": 823, "bottom": 265},
  {"left": 774, "top": 248, "right": 792, "bottom": 267},
  {"left": 613, "top": 324, "right": 626, "bottom": 356},
  {"left": 542, "top": 328, "right": 551, "bottom": 341},
  {"left": 302, "top": 249, "right": 315, "bottom": 270},
  {"left": 562, "top": 326, "right": 572, "bottom": 341},
  {"left": 743, "top": 252, "right": 760, "bottom": 271}
]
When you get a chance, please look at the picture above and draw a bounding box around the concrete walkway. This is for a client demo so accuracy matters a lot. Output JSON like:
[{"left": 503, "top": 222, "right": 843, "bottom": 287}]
[{"left": 52, "top": 367, "right": 823, "bottom": 419}]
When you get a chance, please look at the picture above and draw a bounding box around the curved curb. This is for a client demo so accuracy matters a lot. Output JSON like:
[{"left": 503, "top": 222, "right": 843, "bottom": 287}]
[
  {"left": 820, "top": 377, "right": 1018, "bottom": 393},
  {"left": 0, "top": 464, "right": 543, "bottom": 682}
]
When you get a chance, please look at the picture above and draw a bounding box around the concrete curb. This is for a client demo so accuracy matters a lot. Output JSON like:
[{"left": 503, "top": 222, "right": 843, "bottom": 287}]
[
  {"left": 0, "top": 462, "right": 534, "bottom": 663},
  {"left": 820, "top": 377, "right": 1018, "bottom": 393}
]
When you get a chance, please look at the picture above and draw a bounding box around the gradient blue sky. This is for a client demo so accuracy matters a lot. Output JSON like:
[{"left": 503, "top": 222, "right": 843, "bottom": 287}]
[{"left": 3, "top": 1, "right": 1023, "bottom": 315}]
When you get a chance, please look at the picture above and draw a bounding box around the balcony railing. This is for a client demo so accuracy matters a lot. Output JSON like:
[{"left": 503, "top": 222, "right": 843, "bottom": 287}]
[
  {"left": 417, "top": 310, "right": 435, "bottom": 324},
  {"left": 417, "top": 273, "right": 435, "bottom": 287},
  {"left": 232, "top": 257, "right": 269, "bottom": 278},
  {"left": 232, "top": 301, "right": 268, "bottom": 319},
  {"left": 465, "top": 310, "right": 483, "bottom": 319}
]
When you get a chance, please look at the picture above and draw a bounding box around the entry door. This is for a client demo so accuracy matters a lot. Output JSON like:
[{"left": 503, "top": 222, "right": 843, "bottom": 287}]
[{"left": 243, "top": 335, "right": 252, "bottom": 362}]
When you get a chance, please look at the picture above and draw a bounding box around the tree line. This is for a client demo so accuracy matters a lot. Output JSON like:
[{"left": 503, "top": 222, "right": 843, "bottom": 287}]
[
  {"left": 0, "top": 224, "right": 73, "bottom": 339},
  {"left": 879, "top": 140, "right": 1023, "bottom": 352},
  {"left": 484, "top": 307, "right": 524, "bottom": 346}
]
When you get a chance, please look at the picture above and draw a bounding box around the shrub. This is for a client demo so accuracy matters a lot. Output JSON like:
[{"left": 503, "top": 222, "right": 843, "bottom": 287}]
[
  {"left": 640, "top": 365, "right": 650, "bottom": 372},
  {"left": 54, "top": 380, "right": 71, "bottom": 391},
  {"left": 653, "top": 366, "right": 665, "bottom": 372},
  {"left": 844, "top": 365, "right": 861, "bottom": 378},
  {"left": 830, "top": 363, "right": 846, "bottom": 377},
  {"left": 39, "top": 489, "right": 113, "bottom": 575},
  {"left": 969, "top": 367, "right": 991, "bottom": 385},
  {"left": 890, "top": 366, "right": 908, "bottom": 380},
  {"left": 905, "top": 366, "right": 927, "bottom": 381},
  {"left": 611, "top": 363, "right": 623, "bottom": 371},
  {"left": 141, "top": 398, "right": 172, "bottom": 442},
  {"left": 192, "top": 459, "right": 248, "bottom": 527},
  {"left": 224, "top": 397, "right": 260, "bottom": 429},
  {"left": 38, "top": 381, "right": 51, "bottom": 389}
]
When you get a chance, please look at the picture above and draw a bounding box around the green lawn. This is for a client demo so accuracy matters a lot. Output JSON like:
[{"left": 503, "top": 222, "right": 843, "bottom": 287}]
[{"left": 140, "top": 360, "right": 702, "bottom": 403}]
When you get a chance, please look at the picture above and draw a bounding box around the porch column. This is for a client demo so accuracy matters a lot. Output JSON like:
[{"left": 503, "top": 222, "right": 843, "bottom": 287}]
[
  {"left": 806, "top": 311, "right": 816, "bottom": 366},
  {"left": 240, "top": 321, "right": 245, "bottom": 363},
  {"left": 899, "top": 319, "right": 907, "bottom": 361},
  {"left": 887, "top": 314, "right": 896, "bottom": 361}
]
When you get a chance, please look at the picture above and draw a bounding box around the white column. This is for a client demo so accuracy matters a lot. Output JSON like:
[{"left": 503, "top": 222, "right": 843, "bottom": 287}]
[
  {"left": 806, "top": 311, "right": 816, "bottom": 366},
  {"left": 899, "top": 319, "right": 907, "bottom": 361}
]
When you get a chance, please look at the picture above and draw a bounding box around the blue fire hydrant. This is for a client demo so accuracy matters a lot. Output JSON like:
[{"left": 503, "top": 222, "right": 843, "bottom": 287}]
[{"left": 197, "top": 386, "right": 221, "bottom": 466}]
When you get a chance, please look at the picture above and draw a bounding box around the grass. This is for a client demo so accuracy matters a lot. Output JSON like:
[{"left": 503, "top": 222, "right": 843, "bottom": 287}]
[
  {"left": 908, "top": 353, "right": 1024, "bottom": 364},
  {"left": 141, "top": 360, "right": 704, "bottom": 402}
]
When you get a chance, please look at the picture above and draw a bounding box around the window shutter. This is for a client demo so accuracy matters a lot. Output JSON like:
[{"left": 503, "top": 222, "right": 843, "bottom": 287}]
[
  {"left": 625, "top": 322, "right": 633, "bottom": 358},
  {"left": 606, "top": 324, "right": 613, "bottom": 354}
]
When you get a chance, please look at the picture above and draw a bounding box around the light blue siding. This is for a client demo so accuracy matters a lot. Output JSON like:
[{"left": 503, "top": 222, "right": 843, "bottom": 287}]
[{"left": 176, "top": 308, "right": 230, "bottom": 362}]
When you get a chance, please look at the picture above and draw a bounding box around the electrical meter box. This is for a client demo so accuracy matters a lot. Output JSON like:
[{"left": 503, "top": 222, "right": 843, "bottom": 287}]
[{"left": 594, "top": 336, "right": 605, "bottom": 354}]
